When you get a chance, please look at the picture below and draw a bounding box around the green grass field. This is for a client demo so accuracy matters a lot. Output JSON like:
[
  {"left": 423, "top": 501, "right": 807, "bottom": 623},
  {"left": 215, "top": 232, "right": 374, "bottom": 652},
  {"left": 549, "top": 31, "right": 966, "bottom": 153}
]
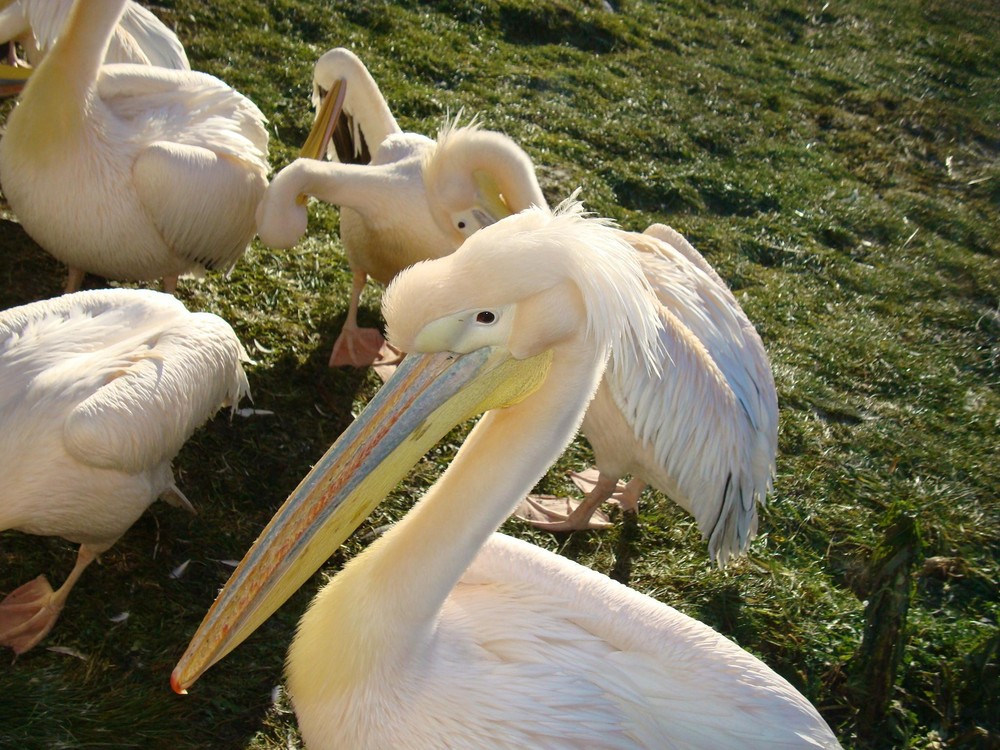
[{"left": 1, "top": 1, "right": 997, "bottom": 747}]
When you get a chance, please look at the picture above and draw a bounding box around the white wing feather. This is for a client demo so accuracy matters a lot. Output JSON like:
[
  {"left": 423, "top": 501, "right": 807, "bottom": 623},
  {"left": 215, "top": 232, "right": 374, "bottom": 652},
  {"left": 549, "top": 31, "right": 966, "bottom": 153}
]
[
  {"left": 0, "top": 289, "right": 248, "bottom": 476},
  {"left": 97, "top": 64, "right": 269, "bottom": 158},
  {"left": 133, "top": 141, "right": 265, "bottom": 271},
  {"left": 0, "top": 287, "right": 185, "bottom": 351},
  {"left": 96, "top": 65, "right": 270, "bottom": 271},
  {"left": 604, "top": 229, "right": 777, "bottom": 562},
  {"left": 63, "top": 311, "right": 249, "bottom": 474},
  {"left": 111, "top": 2, "right": 189, "bottom": 69},
  {"left": 15, "top": 0, "right": 63, "bottom": 52}
]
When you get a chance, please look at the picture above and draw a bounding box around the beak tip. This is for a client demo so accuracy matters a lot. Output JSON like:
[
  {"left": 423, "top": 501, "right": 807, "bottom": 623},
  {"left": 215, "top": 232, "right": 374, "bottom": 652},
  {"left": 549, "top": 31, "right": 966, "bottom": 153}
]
[{"left": 170, "top": 668, "right": 190, "bottom": 695}]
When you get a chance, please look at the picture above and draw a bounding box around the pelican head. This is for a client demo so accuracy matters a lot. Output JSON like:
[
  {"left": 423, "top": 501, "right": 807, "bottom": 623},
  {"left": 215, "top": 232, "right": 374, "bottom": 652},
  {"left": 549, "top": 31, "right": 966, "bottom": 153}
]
[
  {"left": 385, "top": 201, "right": 660, "bottom": 367},
  {"left": 302, "top": 47, "right": 393, "bottom": 165},
  {"left": 172, "top": 200, "right": 661, "bottom": 692},
  {"left": 422, "top": 120, "right": 548, "bottom": 245},
  {"left": 310, "top": 48, "right": 368, "bottom": 125}
]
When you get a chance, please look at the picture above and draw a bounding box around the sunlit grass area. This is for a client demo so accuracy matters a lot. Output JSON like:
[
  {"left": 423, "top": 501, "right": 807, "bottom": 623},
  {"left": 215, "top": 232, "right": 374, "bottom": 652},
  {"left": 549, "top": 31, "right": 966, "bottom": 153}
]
[{"left": 1, "top": 1, "right": 997, "bottom": 748}]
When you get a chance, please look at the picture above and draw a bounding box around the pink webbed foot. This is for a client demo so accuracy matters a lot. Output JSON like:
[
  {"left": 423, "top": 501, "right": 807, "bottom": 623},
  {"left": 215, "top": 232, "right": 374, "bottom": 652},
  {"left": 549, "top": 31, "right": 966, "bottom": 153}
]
[
  {"left": 567, "top": 468, "right": 612, "bottom": 494},
  {"left": 0, "top": 545, "right": 98, "bottom": 654},
  {"left": 513, "top": 494, "right": 615, "bottom": 531},
  {"left": 329, "top": 327, "right": 403, "bottom": 370},
  {"left": 512, "top": 468, "right": 634, "bottom": 532},
  {"left": 0, "top": 576, "right": 66, "bottom": 655}
]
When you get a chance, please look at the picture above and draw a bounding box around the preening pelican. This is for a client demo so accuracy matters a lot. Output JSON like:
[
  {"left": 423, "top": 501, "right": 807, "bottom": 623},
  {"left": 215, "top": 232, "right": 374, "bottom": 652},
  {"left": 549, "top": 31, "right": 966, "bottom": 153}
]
[
  {"left": 256, "top": 46, "right": 545, "bottom": 368},
  {"left": 266, "top": 49, "right": 775, "bottom": 562},
  {"left": 0, "top": 0, "right": 189, "bottom": 69},
  {"left": 0, "top": 0, "right": 269, "bottom": 293},
  {"left": 517, "top": 223, "right": 778, "bottom": 565},
  {"left": 173, "top": 204, "right": 841, "bottom": 749},
  {"left": 0, "top": 288, "right": 249, "bottom": 654}
]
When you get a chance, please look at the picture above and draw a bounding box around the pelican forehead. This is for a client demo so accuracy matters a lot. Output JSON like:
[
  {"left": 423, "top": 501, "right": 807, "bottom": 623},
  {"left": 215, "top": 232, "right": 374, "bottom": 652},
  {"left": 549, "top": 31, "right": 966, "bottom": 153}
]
[
  {"left": 382, "top": 208, "right": 570, "bottom": 341},
  {"left": 382, "top": 257, "right": 510, "bottom": 352},
  {"left": 384, "top": 203, "right": 661, "bottom": 368}
]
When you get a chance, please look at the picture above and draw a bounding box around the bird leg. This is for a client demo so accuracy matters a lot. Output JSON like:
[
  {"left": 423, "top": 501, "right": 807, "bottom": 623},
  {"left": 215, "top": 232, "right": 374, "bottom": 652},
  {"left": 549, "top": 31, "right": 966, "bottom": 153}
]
[
  {"left": 64, "top": 266, "right": 86, "bottom": 293},
  {"left": 618, "top": 477, "right": 646, "bottom": 514},
  {"left": 572, "top": 470, "right": 647, "bottom": 515},
  {"left": 513, "top": 469, "right": 629, "bottom": 531},
  {"left": 329, "top": 269, "right": 401, "bottom": 369},
  {"left": 162, "top": 275, "right": 179, "bottom": 295},
  {"left": 0, "top": 544, "right": 100, "bottom": 655}
]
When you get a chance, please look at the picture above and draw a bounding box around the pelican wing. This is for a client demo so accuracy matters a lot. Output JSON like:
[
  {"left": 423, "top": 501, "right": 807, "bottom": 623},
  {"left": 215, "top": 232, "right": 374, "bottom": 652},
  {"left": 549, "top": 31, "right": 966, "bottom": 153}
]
[
  {"left": 0, "top": 288, "right": 186, "bottom": 415},
  {"left": 97, "top": 65, "right": 269, "bottom": 156},
  {"left": 10, "top": 0, "right": 61, "bottom": 52},
  {"left": 63, "top": 309, "right": 249, "bottom": 474},
  {"left": 643, "top": 223, "right": 777, "bottom": 429},
  {"left": 110, "top": 2, "right": 189, "bottom": 69},
  {"left": 643, "top": 224, "right": 731, "bottom": 290},
  {"left": 133, "top": 139, "right": 266, "bottom": 271},
  {"left": 1, "top": 288, "right": 247, "bottom": 478},
  {"left": 4, "top": 0, "right": 188, "bottom": 68},
  {"left": 95, "top": 65, "right": 270, "bottom": 271},
  {"left": 606, "top": 231, "right": 777, "bottom": 561},
  {"left": 0, "top": 288, "right": 185, "bottom": 353}
]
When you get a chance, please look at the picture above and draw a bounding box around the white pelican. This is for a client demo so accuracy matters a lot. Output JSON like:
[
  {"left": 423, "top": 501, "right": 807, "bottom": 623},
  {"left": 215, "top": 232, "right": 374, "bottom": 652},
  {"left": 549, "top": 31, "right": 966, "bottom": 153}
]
[
  {"left": 0, "top": 0, "right": 189, "bottom": 69},
  {"left": 0, "top": 288, "right": 249, "bottom": 654},
  {"left": 256, "top": 46, "right": 546, "bottom": 368},
  {"left": 172, "top": 204, "right": 841, "bottom": 749},
  {"left": 517, "top": 223, "right": 778, "bottom": 565},
  {"left": 0, "top": 0, "right": 269, "bottom": 293},
  {"left": 270, "top": 51, "right": 774, "bottom": 559}
]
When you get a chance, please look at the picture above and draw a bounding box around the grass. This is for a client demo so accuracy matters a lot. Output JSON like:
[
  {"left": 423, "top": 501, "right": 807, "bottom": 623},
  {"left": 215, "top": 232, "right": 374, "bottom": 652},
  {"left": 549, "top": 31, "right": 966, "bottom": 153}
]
[{"left": 1, "top": 0, "right": 998, "bottom": 747}]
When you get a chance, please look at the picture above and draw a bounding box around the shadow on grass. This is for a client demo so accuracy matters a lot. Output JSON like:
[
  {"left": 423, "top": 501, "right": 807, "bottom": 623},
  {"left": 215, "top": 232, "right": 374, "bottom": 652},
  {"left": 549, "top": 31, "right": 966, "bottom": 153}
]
[{"left": 0, "top": 217, "right": 64, "bottom": 308}]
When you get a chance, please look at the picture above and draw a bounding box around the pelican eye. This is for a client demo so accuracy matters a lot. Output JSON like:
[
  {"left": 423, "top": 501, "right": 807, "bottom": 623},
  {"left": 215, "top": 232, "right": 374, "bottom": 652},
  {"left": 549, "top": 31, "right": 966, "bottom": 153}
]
[
  {"left": 457, "top": 221, "right": 466, "bottom": 229},
  {"left": 475, "top": 311, "right": 496, "bottom": 325}
]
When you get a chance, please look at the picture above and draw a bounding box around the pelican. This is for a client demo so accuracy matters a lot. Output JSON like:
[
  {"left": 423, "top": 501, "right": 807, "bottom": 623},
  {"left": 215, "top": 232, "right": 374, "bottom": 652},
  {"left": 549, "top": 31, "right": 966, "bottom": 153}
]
[
  {"left": 517, "top": 223, "right": 778, "bottom": 565},
  {"left": 0, "top": 0, "right": 269, "bottom": 293},
  {"left": 0, "top": 0, "right": 189, "bottom": 69},
  {"left": 256, "top": 46, "right": 545, "bottom": 368},
  {"left": 173, "top": 204, "right": 841, "bottom": 749},
  {"left": 0, "top": 288, "right": 249, "bottom": 654}
]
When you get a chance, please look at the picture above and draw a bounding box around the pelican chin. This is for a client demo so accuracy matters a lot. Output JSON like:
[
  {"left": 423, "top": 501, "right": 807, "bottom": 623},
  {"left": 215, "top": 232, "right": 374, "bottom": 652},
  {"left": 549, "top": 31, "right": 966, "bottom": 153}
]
[{"left": 173, "top": 203, "right": 841, "bottom": 750}]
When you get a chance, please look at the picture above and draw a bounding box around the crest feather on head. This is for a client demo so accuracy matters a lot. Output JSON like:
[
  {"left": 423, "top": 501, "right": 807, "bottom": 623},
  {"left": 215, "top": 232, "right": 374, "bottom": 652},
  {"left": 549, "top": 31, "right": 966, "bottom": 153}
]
[{"left": 383, "top": 197, "right": 663, "bottom": 375}]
